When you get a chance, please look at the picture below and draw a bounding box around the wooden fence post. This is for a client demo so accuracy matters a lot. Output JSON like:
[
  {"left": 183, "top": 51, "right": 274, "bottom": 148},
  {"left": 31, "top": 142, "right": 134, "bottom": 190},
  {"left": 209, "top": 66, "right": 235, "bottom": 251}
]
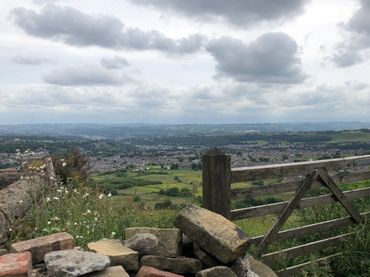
[{"left": 202, "top": 148, "right": 231, "bottom": 219}]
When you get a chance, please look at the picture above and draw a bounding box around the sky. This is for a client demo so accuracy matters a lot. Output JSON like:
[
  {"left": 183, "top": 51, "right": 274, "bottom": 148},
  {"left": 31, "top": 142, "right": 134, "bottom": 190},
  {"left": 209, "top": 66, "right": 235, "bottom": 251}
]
[{"left": 0, "top": 0, "right": 369, "bottom": 124}]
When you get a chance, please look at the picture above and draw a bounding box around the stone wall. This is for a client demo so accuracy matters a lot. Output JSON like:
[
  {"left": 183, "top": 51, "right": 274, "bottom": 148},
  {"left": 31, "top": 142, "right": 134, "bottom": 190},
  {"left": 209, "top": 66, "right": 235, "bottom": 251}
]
[{"left": 0, "top": 158, "right": 55, "bottom": 246}]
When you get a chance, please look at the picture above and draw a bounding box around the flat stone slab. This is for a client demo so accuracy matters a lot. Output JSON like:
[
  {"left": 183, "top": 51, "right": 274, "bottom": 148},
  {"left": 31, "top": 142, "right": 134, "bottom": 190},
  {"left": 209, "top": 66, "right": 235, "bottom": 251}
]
[
  {"left": 44, "top": 249, "right": 110, "bottom": 277},
  {"left": 140, "top": 255, "right": 202, "bottom": 274},
  {"left": 174, "top": 205, "right": 249, "bottom": 263},
  {"left": 88, "top": 240, "right": 138, "bottom": 271},
  {"left": 85, "top": 266, "right": 129, "bottom": 277},
  {"left": 196, "top": 266, "right": 238, "bottom": 277},
  {"left": 136, "top": 266, "right": 184, "bottom": 277},
  {"left": 10, "top": 232, "right": 74, "bottom": 264},
  {"left": 125, "top": 227, "right": 181, "bottom": 257},
  {"left": 193, "top": 243, "right": 220, "bottom": 268},
  {"left": 0, "top": 251, "right": 32, "bottom": 277}
]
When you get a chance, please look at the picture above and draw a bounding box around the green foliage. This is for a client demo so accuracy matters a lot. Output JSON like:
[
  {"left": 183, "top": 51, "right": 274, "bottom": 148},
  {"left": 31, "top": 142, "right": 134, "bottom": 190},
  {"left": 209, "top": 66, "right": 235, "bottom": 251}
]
[
  {"left": 10, "top": 185, "right": 176, "bottom": 248},
  {"left": 52, "top": 148, "right": 90, "bottom": 185},
  {"left": 158, "top": 187, "right": 193, "bottom": 198},
  {"left": 330, "top": 221, "right": 370, "bottom": 276}
]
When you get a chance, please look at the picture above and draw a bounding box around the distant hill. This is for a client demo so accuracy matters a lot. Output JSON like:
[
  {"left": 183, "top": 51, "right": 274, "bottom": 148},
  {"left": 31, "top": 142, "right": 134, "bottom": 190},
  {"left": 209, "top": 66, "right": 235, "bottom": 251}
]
[{"left": 0, "top": 122, "right": 369, "bottom": 139}]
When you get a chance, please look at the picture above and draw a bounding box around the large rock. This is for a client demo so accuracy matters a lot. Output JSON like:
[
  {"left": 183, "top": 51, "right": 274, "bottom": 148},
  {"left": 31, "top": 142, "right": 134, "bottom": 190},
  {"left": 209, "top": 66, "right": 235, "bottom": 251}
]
[
  {"left": 140, "top": 255, "right": 202, "bottom": 274},
  {"left": 231, "top": 255, "right": 260, "bottom": 277},
  {"left": 174, "top": 205, "right": 249, "bottom": 263},
  {"left": 10, "top": 232, "right": 75, "bottom": 264},
  {"left": 0, "top": 251, "right": 32, "bottom": 277},
  {"left": 125, "top": 233, "right": 159, "bottom": 255},
  {"left": 87, "top": 240, "right": 138, "bottom": 271},
  {"left": 246, "top": 254, "right": 277, "bottom": 277},
  {"left": 125, "top": 228, "right": 181, "bottom": 257},
  {"left": 136, "top": 266, "right": 184, "bottom": 277},
  {"left": 85, "top": 266, "right": 129, "bottom": 277},
  {"left": 196, "top": 266, "right": 237, "bottom": 277},
  {"left": 44, "top": 249, "right": 110, "bottom": 277}
]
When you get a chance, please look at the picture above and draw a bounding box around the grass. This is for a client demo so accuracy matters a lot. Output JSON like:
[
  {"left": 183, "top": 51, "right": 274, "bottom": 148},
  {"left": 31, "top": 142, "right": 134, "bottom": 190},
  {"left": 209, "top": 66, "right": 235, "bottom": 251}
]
[{"left": 9, "top": 183, "right": 178, "bottom": 248}]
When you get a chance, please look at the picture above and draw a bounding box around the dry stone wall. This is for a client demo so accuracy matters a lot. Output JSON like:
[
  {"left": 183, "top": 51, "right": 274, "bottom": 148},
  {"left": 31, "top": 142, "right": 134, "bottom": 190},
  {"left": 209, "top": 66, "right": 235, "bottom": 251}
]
[
  {"left": 0, "top": 205, "right": 277, "bottom": 277},
  {"left": 0, "top": 158, "right": 55, "bottom": 247}
]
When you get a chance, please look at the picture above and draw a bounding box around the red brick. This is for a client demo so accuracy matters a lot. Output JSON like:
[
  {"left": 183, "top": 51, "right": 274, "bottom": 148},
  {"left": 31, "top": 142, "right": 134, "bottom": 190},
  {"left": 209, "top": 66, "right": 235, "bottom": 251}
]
[
  {"left": 10, "top": 232, "right": 74, "bottom": 264},
  {"left": 0, "top": 251, "right": 31, "bottom": 277},
  {"left": 136, "top": 266, "right": 184, "bottom": 277}
]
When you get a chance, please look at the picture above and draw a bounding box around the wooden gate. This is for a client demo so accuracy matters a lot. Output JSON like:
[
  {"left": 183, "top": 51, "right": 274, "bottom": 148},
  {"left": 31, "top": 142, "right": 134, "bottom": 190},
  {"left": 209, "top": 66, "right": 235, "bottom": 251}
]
[{"left": 202, "top": 148, "right": 370, "bottom": 276}]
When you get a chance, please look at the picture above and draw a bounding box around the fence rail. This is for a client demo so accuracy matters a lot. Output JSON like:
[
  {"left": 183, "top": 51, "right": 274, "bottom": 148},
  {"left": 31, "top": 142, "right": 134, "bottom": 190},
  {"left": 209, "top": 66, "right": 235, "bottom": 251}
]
[{"left": 202, "top": 148, "right": 370, "bottom": 276}]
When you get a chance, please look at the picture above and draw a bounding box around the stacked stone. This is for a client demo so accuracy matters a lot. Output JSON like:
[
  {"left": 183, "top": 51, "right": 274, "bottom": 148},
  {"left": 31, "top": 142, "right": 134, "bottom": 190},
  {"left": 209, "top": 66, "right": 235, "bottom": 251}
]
[{"left": 0, "top": 205, "right": 277, "bottom": 277}]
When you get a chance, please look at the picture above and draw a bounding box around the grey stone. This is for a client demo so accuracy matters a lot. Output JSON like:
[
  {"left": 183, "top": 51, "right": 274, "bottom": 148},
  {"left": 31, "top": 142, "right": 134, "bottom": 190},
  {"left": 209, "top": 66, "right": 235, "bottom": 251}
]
[
  {"left": 231, "top": 255, "right": 259, "bottom": 277},
  {"left": 196, "top": 266, "right": 238, "bottom": 277},
  {"left": 140, "top": 255, "right": 202, "bottom": 274},
  {"left": 44, "top": 249, "right": 110, "bottom": 277},
  {"left": 125, "top": 227, "right": 181, "bottom": 257},
  {"left": 193, "top": 243, "right": 221, "bottom": 268},
  {"left": 87, "top": 240, "right": 138, "bottom": 271},
  {"left": 85, "top": 266, "right": 129, "bottom": 277},
  {"left": 174, "top": 205, "right": 249, "bottom": 263},
  {"left": 246, "top": 254, "right": 276, "bottom": 277},
  {"left": 124, "top": 233, "right": 159, "bottom": 255}
]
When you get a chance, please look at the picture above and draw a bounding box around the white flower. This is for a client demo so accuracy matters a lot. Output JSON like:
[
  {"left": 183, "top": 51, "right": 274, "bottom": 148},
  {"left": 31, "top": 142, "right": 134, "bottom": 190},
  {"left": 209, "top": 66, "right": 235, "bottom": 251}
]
[
  {"left": 46, "top": 197, "right": 51, "bottom": 202},
  {"left": 111, "top": 231, "right": 116, "bottom": 236},
  {"left": 49, "top": 176, "right": 55, "bottom": 180},
  {"left": 62, "top": 162, "right": 67, "bottom": 167},
  {"left": 107, "top": 192, "right": 112, "bottom": 197},
  {"left": 98, "top": 194, "right": 104, "bottom": 200},
  {"left": 86, "top": 209, "right": 91, "bottom": 214},
  {"left": 57, "top": 189, "right": 62, "bottom": 193},
  {"left": 47, "top": 221, "right": 51, "bottom": 225},
  {"left": 53, "top": 197, "right": 59, "bottom": 200},
  {"left": 18, "top": 200, "right": 23, "bottom": 204}
]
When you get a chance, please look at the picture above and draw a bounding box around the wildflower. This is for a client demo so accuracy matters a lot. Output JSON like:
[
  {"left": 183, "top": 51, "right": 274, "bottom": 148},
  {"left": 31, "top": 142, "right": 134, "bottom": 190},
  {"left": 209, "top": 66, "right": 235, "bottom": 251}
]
[
  {"left": 18, "top": 200, "right": 23, "bottom": 204},
  {"left": 86, "top": 209, "right": 91, "bottom": 214},
  {"left": 98, "top": 194, "right": 104, "bottom": 200},
  {"left": 50, "top": 176, "right": 55, "bottom": 180},
  {"left": 62, "top": 162, "right": 67, "bottom": 167},
  {"left": 47, "top": 221, "right": 51, "bottom": 225},
  {"left": 53, "top": 197, "right": 59, "bottom": 200},
  {"left": 107, "top": 192, "right": 112, "bottom": 197},
  {"left": 46, "top": 197, "right": 51, "bottom": 202},
  {"left": 57, "top": 189, "right": 62, "bottom": 193},
  {"left": 74, "top": 222, "right": 78, "bottom": 225},
  {"left": 111, "top": 231, "right": 116, "bottom": 237}
]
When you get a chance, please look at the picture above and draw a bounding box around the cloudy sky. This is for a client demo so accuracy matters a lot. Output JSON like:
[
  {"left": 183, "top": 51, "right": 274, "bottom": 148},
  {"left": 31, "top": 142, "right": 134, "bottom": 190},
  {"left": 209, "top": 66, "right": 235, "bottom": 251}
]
[{"left": 1, "top": 0, "right": 369, "bottom": 124}]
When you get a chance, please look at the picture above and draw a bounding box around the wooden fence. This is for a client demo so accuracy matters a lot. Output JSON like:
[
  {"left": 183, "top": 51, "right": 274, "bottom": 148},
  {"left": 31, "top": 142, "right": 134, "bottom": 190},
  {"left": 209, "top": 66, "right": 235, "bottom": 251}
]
[{"left": 202, "top": 148, "right": 370, "bottom": 276}]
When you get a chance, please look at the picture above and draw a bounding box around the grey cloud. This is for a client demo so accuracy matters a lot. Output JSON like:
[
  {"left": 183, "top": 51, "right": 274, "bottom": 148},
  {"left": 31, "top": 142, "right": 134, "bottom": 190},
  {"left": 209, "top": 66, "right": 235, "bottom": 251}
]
[
  {"left": 130, "top": 0, "right": 310, "bottom": 26},
  {"left": 101, "top": 56, "right": 129, "bottom": 69},
  {"left": 43, "top": 65, "right": 132, "bottom": 86},
  {"left": 331, "top": 0, "right": 370, "bottom": 67},
  {"left": 11, "top": 5, "right": 204, "bottom": 54},
  {"left": 206, "top": 32, "right": 307, "bottom": 83},
  {"left": 12, "top": 55, "right": 53, "bottom": 65}
]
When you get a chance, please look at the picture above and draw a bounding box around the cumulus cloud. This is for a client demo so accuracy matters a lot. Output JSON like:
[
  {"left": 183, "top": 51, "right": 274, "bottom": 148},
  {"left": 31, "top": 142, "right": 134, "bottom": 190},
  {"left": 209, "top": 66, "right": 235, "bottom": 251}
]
[
  {"left": 12, "top": 55, "right": 53, "bottom": 65},
  {"left": 101, "top": 56, "right": 129, "bottom": 69},
  {"left": 129, "top": 0, "right": 310, "bottom": 26},
  {"left": 206, "top": 32, "right": 307, "bottom": 83},
  {"left": 11, "top": 5, "right": 205, "bottom": 54},
  {"left": 331, "top": 0, "right": 370, "bottom": 67},
  {"left": 43, "top": 65, "right": 133, "bottom": 86}
]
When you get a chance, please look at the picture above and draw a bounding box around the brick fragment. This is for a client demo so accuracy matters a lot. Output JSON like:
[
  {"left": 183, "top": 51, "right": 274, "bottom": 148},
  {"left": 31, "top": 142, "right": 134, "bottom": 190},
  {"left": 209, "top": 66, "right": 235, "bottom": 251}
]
[
  {"left": 0, "top": 251, "right": 31, "bottom": 277},
  {"left": 10, "top": 232, "right": 74, "bottom": 264}
]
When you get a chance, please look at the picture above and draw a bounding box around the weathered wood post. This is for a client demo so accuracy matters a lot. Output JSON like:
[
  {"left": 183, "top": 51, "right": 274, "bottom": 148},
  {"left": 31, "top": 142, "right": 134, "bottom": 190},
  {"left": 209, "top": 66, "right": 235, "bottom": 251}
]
[{"left": 202, "top": 148, "right": 231, "bottom": 219}]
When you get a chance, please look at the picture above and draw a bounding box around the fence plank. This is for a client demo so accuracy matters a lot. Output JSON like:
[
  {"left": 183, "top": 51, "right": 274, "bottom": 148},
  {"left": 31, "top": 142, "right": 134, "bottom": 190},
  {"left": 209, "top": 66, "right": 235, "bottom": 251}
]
[
  {"left": 278, "top": 253, "right": 342, "bottom": 277},
  {"left": 249, "top": 211, "right": 370, "bottom": 245},
  {"left": 231, "top": 187, "right": 370, "bottom": 220},
  {"left": 318, "top": 169, "right": 362, "bottom": 223},
  {"left": 257, "top": 171, "right": 318, "bottom": 256},
  {"left": 261, "top": 233, "right": 353, "bottom": 264},
  {"left": 231, "top": 171, "right": 370, "bottom": 199},
  {"left": 202, "top": 148, "right": 231, "bottom": 218},
  {"left": 231, "top": 155, "right": 370, "bottom": 183}
]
